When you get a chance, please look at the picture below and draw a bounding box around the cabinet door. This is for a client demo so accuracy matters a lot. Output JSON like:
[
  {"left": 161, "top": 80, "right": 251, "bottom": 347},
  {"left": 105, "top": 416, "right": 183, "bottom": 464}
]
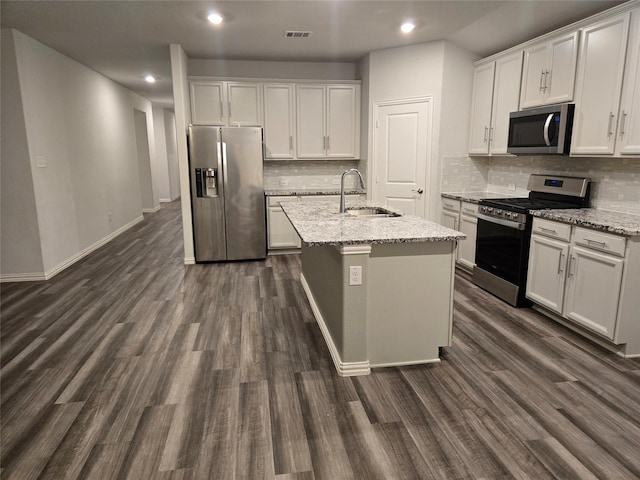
[
  {"left": 190, "top": 81, "right": 225, "bottom": 125},
  {"left": 227, "top": 83, "right": 262, "bottom": 126},
  {"left": 546, "top": 32, "right": 579, "bottom": 105},
  {"left": 327, "top": 85, "right": 359, "bottom": 158},
  {"left": 572, "top": 13, "right": 630, "bottom": 155},
  {"left": 264, "top": 84, "right": 295, "bottom": 159},
  {"left": 296, "top": 85, "right": 326, "bottom": 158},
  {"left": 617, "top": 10, "right": 640, "bottom": 155},
  {"left": 490, "top": 52, "right": 523, "bottom": 154},
  {"left": 526, "top": 234, "right": 569, "bottom": 314},
  {"left": 458, "top": 213, "right": 478, "bottom": 270},
  {"left": 267, "top": 207, "right": 301, "bottom": 249},
  {"left": 468, "top": 62, "right": 495, "bottom": 155},
  {"left": 520, "top": 43, "right": 549, "bottom": 108},
  {"left": 563, "top": 246, "right": 624, "bottom": 339}
]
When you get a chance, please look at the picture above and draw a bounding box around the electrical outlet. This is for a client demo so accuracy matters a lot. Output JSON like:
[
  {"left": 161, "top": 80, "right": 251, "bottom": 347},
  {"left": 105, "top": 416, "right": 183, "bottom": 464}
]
[
  {"left": 279, "top": 178, "right": 289, "bottom": 187},
  {"left": 349, "top": 266, "right": 362, "bottom": 286},
  {"left": 332, "top": 178, "right": 340, "bottom": 185},
  {"left": 508, "top": 184, "right": 516, "bottom": 191}
]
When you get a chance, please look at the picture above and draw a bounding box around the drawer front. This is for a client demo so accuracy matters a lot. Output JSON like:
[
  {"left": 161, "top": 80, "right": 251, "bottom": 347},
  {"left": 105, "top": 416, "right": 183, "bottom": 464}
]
[
  {"left": 267, "top": 195, "right": 299, "bottom": 207},
  {"left": 300, "top": 195, "right": 339, "bottom": 202},
  {"left": 460, "top": 202, "right": 478, "bottom": 216},
  {"left": 573, "top": 227, "right": 626, "bottom": 257},
  {"left": 532, "top": 218, "right": 571, "bottom": 242},
  {"left": 441, "top": 198, "right": 461, "bottom": 212}
]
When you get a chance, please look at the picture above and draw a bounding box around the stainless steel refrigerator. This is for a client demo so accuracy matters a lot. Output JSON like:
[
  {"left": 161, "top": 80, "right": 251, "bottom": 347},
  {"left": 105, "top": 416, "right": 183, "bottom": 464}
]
[{"left": 188, "top": 126, "right": 266, "bottom": 262}]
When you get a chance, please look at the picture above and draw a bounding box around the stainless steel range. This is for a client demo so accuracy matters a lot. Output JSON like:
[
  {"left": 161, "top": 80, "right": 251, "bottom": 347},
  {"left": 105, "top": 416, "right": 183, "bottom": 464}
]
[{"left": 473, "top": 174, "right": 591, "bottom": 307}]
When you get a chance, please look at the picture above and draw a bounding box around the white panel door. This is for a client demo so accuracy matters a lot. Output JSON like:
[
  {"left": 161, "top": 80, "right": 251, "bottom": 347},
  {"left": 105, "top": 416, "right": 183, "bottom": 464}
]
[
  {"left": 374, "top": 100, "right": 430, "bottom": 217},
  {"left": 571, "top": 13, "right": 630, "bottom": 155},
  {"left": 526, "top": 234, "right": 569, "bottom": 314},
  {"left": 190, "top": 81, "right": 225, "bottom": 125},
  {"left": 546, "top": 32, "right": 579, "bottom": 105},
  {"left": 264, "top": 84, "right": 295, "bottom": 159},
  {"left": 617, "top": 9, "right": 640, "bottom": 155},
  {"left": 490, "top": 51, "right": 523, "bottom": 154},
  {"left": 468, "top": 62, "right": 495, "bottom": 155},
  {"left": 296, "top": 85, "right": 326, "bottom": 158},
  {"left": 227, "top": 83, "right": 262, "bottom": 126},
  {"left": 564, "top": 246, "right": 624, "bottom": 339},
  {"left": 327, "top": 85, "right": 358, "bottom": 158}
]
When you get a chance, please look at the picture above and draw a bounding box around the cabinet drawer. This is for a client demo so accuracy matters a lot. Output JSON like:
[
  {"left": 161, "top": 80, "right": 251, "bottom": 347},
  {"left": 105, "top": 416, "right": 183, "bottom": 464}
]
[
  {"left": 442, "top": 198, "right": 461, "bottom": 212},
  {"left": 460, "top": 202, "right": 478, "bottom": 216},
  {"left": 267, "top": 195, "right": 299, "bottom": 207},
  {"left": 532, "top": 218, "right": 571, "bottom": 241},
  {"left": 573, "top": 227, "right": 626, "bottom": 257},
  {"left": 300, "top": 195, "right": 339, "bottom": 202}
]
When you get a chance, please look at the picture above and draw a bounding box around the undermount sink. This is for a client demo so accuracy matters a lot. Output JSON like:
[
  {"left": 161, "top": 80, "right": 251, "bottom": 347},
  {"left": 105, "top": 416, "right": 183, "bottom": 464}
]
[{"left": 345, "top": 207, "right": 401, "bottom": 217}]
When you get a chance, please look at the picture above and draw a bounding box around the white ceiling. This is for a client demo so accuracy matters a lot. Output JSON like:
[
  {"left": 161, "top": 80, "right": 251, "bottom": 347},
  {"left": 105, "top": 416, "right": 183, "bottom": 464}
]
[{"left": 1, "top": 0, "right": 626, "bottom": 109}]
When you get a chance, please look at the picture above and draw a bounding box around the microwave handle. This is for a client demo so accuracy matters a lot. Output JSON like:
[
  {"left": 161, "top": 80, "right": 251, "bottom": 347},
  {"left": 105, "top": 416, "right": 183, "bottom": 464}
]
[{"left": 543, "top": 113, "right": 554, "bottom": 146}]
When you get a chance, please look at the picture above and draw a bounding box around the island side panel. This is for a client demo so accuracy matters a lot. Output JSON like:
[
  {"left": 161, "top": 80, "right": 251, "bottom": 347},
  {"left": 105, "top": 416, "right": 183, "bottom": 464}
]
[
  {"left": 367, "top": 241, "right": 455, "bottom": 367},
  {"left": 301, "top": 244, "right": 368, "bottom": 365}
]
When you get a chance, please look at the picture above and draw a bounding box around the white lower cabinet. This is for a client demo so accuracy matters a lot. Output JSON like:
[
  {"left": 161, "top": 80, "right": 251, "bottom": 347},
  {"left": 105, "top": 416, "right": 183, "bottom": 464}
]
[
  {"left": 527, "top": 218, "right": 628, "bottom": 343},
  {"left": 440, "top": 198, "right": 477, "bottom": 270},
  {"left": 563, "top": 245, "right": 624, "bottom": 339},
  {"left": 267, "top": 196, "right": 301, "bottom": 250},
  {"left": 458, "top": 203, "right": 478, "bottom": 270}
]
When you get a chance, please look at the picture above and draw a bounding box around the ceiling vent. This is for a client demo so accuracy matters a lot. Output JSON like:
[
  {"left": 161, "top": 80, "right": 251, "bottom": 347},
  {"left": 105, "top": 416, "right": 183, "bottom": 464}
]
[{"left": 285, "top": 30, "right": 312, "bottom": 38}]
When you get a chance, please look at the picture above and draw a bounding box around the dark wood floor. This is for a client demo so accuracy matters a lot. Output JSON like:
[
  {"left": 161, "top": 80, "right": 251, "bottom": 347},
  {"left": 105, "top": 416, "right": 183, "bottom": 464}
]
[{"left": 2, "top": 199, "right": 639, "bottom": 480}]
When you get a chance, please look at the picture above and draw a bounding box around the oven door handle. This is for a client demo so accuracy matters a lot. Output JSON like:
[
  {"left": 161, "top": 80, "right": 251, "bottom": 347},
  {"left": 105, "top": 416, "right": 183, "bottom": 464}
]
[{"left": 477, "top": 213, "right": 526, "bottom": 231}]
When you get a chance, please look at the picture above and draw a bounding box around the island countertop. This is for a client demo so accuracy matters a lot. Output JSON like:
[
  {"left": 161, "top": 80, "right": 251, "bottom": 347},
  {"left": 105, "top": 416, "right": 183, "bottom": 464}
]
[{"left": 280, "top": 200, "right": 465, "bottom": 246}]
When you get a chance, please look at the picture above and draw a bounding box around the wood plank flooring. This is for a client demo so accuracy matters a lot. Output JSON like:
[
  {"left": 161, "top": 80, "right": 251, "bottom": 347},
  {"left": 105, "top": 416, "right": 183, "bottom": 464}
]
[{"left": 2, "top": 199, "right": 639, "bottom": 479}]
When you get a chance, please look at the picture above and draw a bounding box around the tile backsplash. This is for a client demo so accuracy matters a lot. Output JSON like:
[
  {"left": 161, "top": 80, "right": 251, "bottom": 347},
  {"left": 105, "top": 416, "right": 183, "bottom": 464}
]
[
  {"left": 441, "top": 155, "right": 640, "bottom": 215},
  {"left": 264, "top": 160, "right": 364, "bottom": 190}
]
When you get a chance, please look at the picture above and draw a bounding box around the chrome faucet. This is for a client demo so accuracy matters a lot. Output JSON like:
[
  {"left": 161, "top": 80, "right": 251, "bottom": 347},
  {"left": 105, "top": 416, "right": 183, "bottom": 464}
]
[{"left": 340, "top": 168, "right": 365, "bottom": 213}]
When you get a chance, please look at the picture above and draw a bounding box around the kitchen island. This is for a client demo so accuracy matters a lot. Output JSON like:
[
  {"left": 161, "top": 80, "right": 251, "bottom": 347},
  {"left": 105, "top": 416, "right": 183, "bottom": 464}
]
[{"left": 280, "top": 200, "right": 465, "bottom": 376}]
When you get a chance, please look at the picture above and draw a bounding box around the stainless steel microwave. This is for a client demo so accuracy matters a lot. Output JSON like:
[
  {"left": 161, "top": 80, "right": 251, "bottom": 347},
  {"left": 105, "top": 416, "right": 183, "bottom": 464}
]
[{"left": 507, "top": 103, "right": 574, "bottom": 155}]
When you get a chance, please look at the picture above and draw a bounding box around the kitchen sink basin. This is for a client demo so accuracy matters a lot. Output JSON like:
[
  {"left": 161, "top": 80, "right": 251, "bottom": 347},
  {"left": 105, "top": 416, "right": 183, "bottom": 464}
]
[{"left": 345, "top": 207, "right": 401, "bottom": 217}]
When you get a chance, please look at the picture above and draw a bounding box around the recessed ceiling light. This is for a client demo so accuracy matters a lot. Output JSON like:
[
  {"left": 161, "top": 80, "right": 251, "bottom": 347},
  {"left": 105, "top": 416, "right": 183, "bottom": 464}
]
[
  {"left": 401, "top": 22, "right": 415, "bottom": 33},
  {"left": 145, "top": 75, "right": 156, "bottom": 83},
  {"left": 208, "top": 12, "right": 224, "bottom": 24}
]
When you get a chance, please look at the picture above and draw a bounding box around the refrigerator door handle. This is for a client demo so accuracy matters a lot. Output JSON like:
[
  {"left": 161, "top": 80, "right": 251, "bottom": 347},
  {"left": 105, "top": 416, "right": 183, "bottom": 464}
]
[{"left": 221, "top": 141, "right": 228, "bottom": 190}]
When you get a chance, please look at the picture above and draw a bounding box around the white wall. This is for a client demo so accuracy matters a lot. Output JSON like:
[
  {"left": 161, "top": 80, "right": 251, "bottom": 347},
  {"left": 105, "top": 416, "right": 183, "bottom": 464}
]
[
  {"left": 152, "top": 106, "right": 171, "bottom": 202},
  {"left": 1, "top": 29, "right": 148, "bottom": 278},
  {"left": 164, "top": 109, "right": 180, "bottom": 200},
  {"left": 188, "top": 58, "right": 358, "bottom": 80},
  {"left": 134, "top": 108, "right": 155, "bottom": 211},
  {"left": 1, "top": 29, "right": 44, "bottom": 277}
]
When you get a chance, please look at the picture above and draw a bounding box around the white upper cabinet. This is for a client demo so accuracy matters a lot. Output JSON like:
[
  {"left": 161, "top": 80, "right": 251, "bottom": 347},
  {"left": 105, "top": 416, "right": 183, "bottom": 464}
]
[
  {"left": 571, "top": 12, "right": 631, "bottom": 155},
  {"left": 468, "top": 51, "right": 522, "bottom": 155},
  {"left": 296, "top": 84, "right": 360, "bottom": 159},
  {"left": 616, "top": 9, "right": 640, "bottom": 155},
  {"left": 189, "top": 80, "right": 262, "bottom": 126},
  {"left": 520, "top": 32, "right": 579, "bottom": 109},
  {"left": 190, "top": 81, "right": 225, "bottom": 125},
  {"left": 227, "top": 82, "right": 262, "bottom": 126},
  {"left": 263, "top": 84, "right": 295, "bottom": 159}
]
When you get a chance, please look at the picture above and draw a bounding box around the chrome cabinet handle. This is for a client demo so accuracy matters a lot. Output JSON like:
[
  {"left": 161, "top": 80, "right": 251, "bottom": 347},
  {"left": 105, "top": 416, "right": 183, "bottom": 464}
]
[
  {"left": 544, "top": 69, "right": 550, "bottom": 92},
  {"left": 607, "top": 112, "right": 615, "bottom": 137},
  {"left": 568, "top": 255, "right": 576, "bottom": 277},
  {"left": 412, "top": 188, "right": 424, "bottom": 194},
  {"left": 540, "top": 70, "right": 545, "bottom": 92},
  {"left": 484, "top": 126, "right": 488, "bottom": 143},
  {"left": 228, "top": 101, "right": 232, "bottom": 120},
  {"left": 558, "top": 252, "right": 565, "bottom": 274},
  {"left": 585, "top": 238, "right": 607, "bottom": 248},
  {"left": 619, "top": 111, "right": 627, "bottom": 136},
  {"left": 540, "top": 227, "right": 557, "bottom": 235},
  {"left": 289, "top": 135, "right": 293, "bottom": 151},
  {"left": 327, "top": 136, "right": 330, "bottom": 151}
]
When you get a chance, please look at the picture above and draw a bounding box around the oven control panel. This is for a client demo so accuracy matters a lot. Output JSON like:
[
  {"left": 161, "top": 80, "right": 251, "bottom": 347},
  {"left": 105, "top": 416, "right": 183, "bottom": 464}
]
[{"left": 479, "top": 206, "right": 527, "bottom": 225}]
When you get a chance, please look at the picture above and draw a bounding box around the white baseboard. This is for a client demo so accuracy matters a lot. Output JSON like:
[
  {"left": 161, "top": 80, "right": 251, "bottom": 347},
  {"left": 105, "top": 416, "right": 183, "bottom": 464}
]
[
  {"left": 300, "top": 272, "right": 371, "bottom": 377},
  {"left": 142, "top": 206, "right": 161, "bottom": 213},
  {"left": 184, "top": 257, "right": 196, "bottom": 265},
  {"left": 0, "top": 215, "right": 144, "bottom": 283}
]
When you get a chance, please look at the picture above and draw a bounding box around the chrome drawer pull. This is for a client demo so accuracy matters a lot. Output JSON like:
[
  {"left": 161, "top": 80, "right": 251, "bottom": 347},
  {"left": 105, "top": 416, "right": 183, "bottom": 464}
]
[
  {"left": 539, "top": 227, "right": 557, "bottom": 235},
  {"left": 585, "top": 238, "right": 607, "bottom": 248}
]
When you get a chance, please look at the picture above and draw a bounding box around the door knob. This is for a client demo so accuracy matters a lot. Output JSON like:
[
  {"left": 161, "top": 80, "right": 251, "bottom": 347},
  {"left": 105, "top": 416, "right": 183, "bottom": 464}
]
[{"left": 412, "top": 188, "right": 424, "bottom": 194}]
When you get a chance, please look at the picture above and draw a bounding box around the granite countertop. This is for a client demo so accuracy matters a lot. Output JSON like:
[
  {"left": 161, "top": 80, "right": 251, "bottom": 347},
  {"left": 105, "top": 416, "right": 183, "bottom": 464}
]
[
  {"left": 441, "top": 191, "right": 527, "bottom": 203},
  {"left": 532, "top": 209, "right": 640, "bottom": 237},
  {"left": 280, "top": 200, "right": 465, "bottom": 246},
  {"left": 265, "top": 188, "right": 366, "bottom": 196}
]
